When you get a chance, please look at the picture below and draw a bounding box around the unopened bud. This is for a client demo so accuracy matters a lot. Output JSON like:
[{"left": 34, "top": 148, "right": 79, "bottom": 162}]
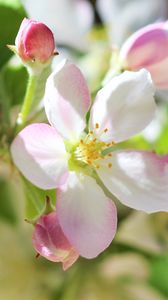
[
  {"left": 8, "top": 18, "right": 56, "bottom": 73},
  {"left": 32, "top": 212, "right": 79, "bottom": 271}
]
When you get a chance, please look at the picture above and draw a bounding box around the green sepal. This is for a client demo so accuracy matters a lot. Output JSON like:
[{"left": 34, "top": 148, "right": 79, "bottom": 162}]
[{"left": 22, "top": 177, "right": 56, "bottom": 222}]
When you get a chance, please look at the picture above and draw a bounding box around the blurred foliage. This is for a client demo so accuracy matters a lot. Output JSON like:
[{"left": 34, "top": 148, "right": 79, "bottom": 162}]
[
  {"left": 0, "top": 0, "right": 26, "bottom": 69},
  {"left": 0, "top": 178, "right": 17, "bottom": 224},
  {"left": 154, "top": 105, "right": 168, "bottom": 155},
  {"left": 150, "top": 254, "right": 168, "bottom": 297},
  {"left": 1, "top": 62, "right": 28, "bottom": 107}
]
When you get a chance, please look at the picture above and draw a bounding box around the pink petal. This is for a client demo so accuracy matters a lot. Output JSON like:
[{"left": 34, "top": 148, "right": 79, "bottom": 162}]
[
  {"left": 120, "top": 22, "right": 168, "bottom": 89},
  {"left": 146, "top": 57, "right": 168, "bottom": 89},
  {"left": 11, "top": 123, "right": 68, "bottom": 189},
  {"left": 120, "top": 22, "right": 168, "bottom": 69},
  {"left": 44, "top": 59, "right": 91, "bottom": 140},
  {"left": 90, "top": 69, "right": 156, "bottom": 143},
  {"left": 57, "top": 172, "right": 117, "bottom": 258},
  {"left": 97, "top": 151, "right": 168, "bottom": 213},
  {"left": 32, "top": 212, "right": 79, "bottom": 270}
]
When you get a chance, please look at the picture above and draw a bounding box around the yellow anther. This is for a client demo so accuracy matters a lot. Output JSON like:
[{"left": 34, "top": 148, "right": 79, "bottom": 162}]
[{"left": 75, "top": 130, "right": 116, "bottom": 169}]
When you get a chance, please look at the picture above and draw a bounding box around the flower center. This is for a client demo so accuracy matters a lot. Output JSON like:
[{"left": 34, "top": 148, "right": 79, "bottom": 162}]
[{"left": 73, "top": 123, "right": 115, "bottom": 170}]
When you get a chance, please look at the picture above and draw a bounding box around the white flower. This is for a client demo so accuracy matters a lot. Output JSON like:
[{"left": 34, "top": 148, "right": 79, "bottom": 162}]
[{"left": 11, "top": 60, "right": 168, "bottom": 260}]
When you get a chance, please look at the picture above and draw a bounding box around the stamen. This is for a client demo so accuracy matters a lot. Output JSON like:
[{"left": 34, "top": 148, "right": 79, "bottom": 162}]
[{"left": 74, "top": 126, "right": 116, "bottom": 170}]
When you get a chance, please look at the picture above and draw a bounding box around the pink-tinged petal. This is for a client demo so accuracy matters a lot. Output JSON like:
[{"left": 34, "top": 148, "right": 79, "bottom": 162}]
[
  {"left": 11, "top": 123, "right": 68, "bottom": 189},
  {"left": 57, "top": 172, "right": 117, "bottom": 258},
  {"left": 120, "top": 22, "right": 168, "bottom": 89},
  {"left": 32, "top": 212, "right": 79, "bottom": 270},
  {"left": 146, "top": 57, "right": 168, "bottom": 89},
  {"left": 90, "top": 69, "right": 156, "bottom": 143},
  {"left": 44, "top": 59, "right": 91, "bottom": 140},
  {"left": 120, "top": 22, "right": 168, "bottom": 69},
  {"left": 97, "top": 151, "right": 168, "bottom": 213}
]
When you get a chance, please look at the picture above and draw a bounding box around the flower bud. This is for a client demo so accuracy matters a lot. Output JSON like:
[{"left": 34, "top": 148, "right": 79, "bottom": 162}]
[
  {"left": 32, "top": 212, "right": 79, "bottom": 271},
  {"left": 15, "top": 18, "right": 55, "bottom": 63},
  {"left": 120, "top": 22, "right": 168, "bottom": 89}
]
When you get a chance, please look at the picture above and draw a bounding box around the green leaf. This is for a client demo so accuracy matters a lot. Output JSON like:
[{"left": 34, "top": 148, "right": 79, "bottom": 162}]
[
  {"left": 149, "top": 104, "right": 168, "bottom": 155},
  {"left": 22, "top": 177, "right": 56, "bottom": 220},
  {"left": 154, "top": 119, "right": 168, "bottom": 155},
  {"left": 0, "top": 0, "right": 26, "bottom": 69},
  {"left": 0, "top": 71, "right": 11, "bottom": 127},
  {"left": 1, "top": 62, "right": 28, "bottom": 106},
  {"left": 0, "top": 178, "right": 17, "bottom": 224},
  {"left": 0, "top": 62, "right": 28, "bottom": 140},
  {"left": 150, "top": 254, "right": 168, "bottom": 297}
]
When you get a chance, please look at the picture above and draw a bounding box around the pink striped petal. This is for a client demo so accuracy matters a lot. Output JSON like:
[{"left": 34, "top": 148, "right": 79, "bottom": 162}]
[
  {"left": 120, "top": 22, "right": 168, "bottom": 69},
  {"left": 44, "top": 59, "right": 91, "bottom": 140},
  {"left": 120, "top": 22, "right": 168, "bottom": 89},
  {"left": 32, "top": 212, "right": 79, "bottom": 270},
  {"left": 11, "top": 123, "right": 68, "bottom": 189},
  {"left": 97, "top": 151, "right": 168, "bottom": 213},
  {"left": 90, "top": 69, "right": 156, "bottom": 143},
  {"left": 57, "top": 172, "right": 117, "bottom": 258}
]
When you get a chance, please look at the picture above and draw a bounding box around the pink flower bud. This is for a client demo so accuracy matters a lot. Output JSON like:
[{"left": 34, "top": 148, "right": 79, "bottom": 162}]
[
  {"left": 120, "top": 22, "right": 168, "bottom": 89},
  {"left": 32, "top": 212, "right": 79, "bottom": 271},
  {"left": 15, "top": 18, "right": 55, "bottom": 63}
]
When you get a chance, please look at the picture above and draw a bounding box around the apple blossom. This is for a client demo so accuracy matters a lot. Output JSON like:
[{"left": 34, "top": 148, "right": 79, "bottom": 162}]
[
  {"left": 11, "top": 60, "right": 168, "bottom": 262},
  {"left": 32, "top": 212, "right": 79, "bottom": 270},
  {"left": 120, "top": 22, "right": 168, "bottom": 89}
]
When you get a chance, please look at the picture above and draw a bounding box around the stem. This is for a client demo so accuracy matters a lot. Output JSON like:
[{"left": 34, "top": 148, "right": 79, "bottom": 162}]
[{"left": 15, "top": 74, "right": 38, "bottom": 133}]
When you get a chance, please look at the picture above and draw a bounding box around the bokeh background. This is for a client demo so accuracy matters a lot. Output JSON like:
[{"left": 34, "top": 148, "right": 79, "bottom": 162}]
[{"left": 0, "top": 0, "right": 168, "bottom": 299}]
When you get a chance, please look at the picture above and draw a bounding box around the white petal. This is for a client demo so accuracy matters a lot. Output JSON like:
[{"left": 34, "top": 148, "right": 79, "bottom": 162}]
[
  {"left": 57, "top": 172, "right": 117, "bottom": 258},
  {"left": 97, "top": 151, "right": 168, "bottom": 213},
  {"left": 97, "top": 0, "right": 167, "bottom": 46},
  {"left": 90, "top": 69, "right": 156, "bottom": 143},
  {"left": 21, "top": 0, "right": 93, "bottom": 50},
  {"left": 11, "top": 124, "right": 68, "bottom": 189},
  {"left": 44, "top": 59, "right": 91, "bottom": 140}
]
